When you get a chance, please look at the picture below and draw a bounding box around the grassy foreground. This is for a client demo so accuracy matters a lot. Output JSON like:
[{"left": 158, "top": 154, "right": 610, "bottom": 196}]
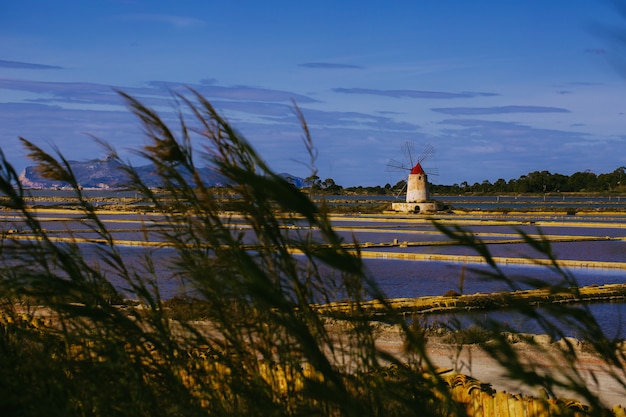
[{"left": 0, "top": 90, "right": 625, "bottom": 416}]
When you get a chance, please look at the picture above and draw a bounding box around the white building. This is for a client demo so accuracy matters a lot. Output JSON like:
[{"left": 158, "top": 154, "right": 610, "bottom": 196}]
[{"left": 391, "top": 162, "right": 441, "bottom": 213}]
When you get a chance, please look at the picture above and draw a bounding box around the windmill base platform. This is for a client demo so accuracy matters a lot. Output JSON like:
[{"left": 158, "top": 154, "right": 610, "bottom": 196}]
[{"left": 391, "top": 201, "right": 443, "bottom": 214}]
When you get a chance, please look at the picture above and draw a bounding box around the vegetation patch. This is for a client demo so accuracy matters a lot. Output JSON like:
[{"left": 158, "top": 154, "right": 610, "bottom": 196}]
[{"left": 441, "top": 325, "right": 495, "bottom": 345}]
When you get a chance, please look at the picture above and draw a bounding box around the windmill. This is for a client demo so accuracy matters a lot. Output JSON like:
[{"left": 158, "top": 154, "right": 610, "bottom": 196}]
[{"left": 386, "top": 142, "right": 438, "bottom": 203}]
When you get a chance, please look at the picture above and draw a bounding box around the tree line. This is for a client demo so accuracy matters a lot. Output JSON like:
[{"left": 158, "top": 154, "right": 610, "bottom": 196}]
[
  {"left": 306, "top": 167, "right": 626, "bottom": 195},
  {"left": 431, "top": 166, "right": 626, "bottom": 194}
]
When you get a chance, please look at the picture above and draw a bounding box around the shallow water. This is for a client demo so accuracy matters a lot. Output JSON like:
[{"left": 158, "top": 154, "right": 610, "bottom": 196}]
[
  {"left": 362, "top": 259, "right": 621, "bottom": 298},
  {"left": 364, "top": 258, "right": 626, "bottom": 338},
  {"left": 4, "top": 202, "right": 626, "bottom": 338}
]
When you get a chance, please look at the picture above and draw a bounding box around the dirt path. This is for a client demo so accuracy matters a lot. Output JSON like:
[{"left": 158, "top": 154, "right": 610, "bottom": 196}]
[{"left": 372, "top": 325, "right": 626, "bottom": 409}]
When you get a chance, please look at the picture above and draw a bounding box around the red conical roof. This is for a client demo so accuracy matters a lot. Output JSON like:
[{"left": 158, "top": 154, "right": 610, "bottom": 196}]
[{"left": 410, "top": 162, "right": 425, "bottom": 175}]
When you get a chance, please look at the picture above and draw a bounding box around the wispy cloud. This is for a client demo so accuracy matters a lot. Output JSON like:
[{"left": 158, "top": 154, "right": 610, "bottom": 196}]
[
  {"left": 0, "top": 78, "right": 317, "bottom": 106},
  {"left": 436, "top": 118, "right": 589, "bottom": 154},
  {"left": 584, "top": 48, "right": 607, "bottom": 55},
  {"left": 299, "top": 62, "right": 363, "bottom": 69},
  {"left": 0, "top": 78, "right": 123, "bottom": 106},
  {"left": 0, "top": 59, "right": 62, "bottom": 70},
  {"left": 0, "top": 78, "right": 112, "bottom": 96},
  {"left": 431, "top": 105, "right": 570, "bottom": 115},
  {"left": 211, "top": 100, "right": 419, "bottom": 131},
  {"left": 296, "top": 107, "right": 419, "bottom": 131},
  {"left": 562, "top": 81, "right": 604, "bottom": 86},
  {"left": 0, "top": 101, "right": 138, "bottom": 170},
  {"left": 428, "top": 117, "right": 607, "bottom": 181},
  {"left": 333, "top": 87, "right": 498, "bottom": 99},
  {"left": 118, "top": 13, "right": 205, "bottom": 28},
  {"left": 147, "top": 81, "right": 317, "bottom": 103}
]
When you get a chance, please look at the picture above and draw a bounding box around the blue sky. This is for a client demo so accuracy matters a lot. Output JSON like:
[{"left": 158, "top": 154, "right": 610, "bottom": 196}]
[{"left": 1, "top": 1, "right": 626, "bottom": 187}]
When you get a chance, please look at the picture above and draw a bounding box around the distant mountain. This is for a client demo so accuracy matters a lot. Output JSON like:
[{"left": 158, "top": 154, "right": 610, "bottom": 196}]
[
  {"left": 18, "top": 158, "right": 226, "bottom": 190},
  {"left": 18, "top": 158, "right": 305, "bottom": 190},
  {"left": 277, "top": 173, "right": 307, "bottom": 188}
]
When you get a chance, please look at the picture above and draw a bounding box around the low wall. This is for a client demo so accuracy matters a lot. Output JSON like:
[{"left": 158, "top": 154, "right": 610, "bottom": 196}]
[
  {"left": 391, "top": 201, "right": 442, "bottom": 213},
  {"left": 315, "top": 283, "right": 626, "bottom": 316}
]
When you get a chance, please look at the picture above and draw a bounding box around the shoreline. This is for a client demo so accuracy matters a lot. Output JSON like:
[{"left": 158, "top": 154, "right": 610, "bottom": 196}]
[
  {"left": 369, "top": 322, "right": 626, "bottom": 409},
  {"left": 315, "top": 283, "right": 626, "bottom": 317}
]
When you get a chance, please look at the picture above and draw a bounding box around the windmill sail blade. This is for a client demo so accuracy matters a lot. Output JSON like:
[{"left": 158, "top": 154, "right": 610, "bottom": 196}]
[
  {"left": 403, "top": 141, "right": 416, "bottom": 167},
  {"left": 386, "top": 158, "right": 411, "bottom": 172},
  {"left": 395, "top": 181, "right": 407, "bottom": 199},
  {"left": 418, "top": 144, "right": 435, "bottom": 164}
]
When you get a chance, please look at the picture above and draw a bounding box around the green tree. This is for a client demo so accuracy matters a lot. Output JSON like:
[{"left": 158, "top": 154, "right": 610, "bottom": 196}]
[
  {"left": 322, "top": 177, "right": 342, "bottom": 193},
  {"left": 304, "top": 174, "right": 321, "bottom": 190},
  {"left": 567, "top": 171, "right": 597, "bottom": 192},
  {"left": 492, "top": 178, "right": 508, "bottom": 192},
  {"left": 598, "top": 166, "right": 626, "bottom": 191}
]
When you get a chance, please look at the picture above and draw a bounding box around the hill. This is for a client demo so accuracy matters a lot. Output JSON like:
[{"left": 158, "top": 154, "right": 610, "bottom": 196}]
[
  {"left": 18, "top": 158, "right": 305, "bottom": 190},
  {"left": 18, "top": 157, "right": 226, "bottom": 189}
]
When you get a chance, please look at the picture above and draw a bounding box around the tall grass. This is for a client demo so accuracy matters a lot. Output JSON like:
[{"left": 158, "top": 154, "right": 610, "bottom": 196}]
[{"left": 0, "top": 90, "right": 623, "bottom": 416}]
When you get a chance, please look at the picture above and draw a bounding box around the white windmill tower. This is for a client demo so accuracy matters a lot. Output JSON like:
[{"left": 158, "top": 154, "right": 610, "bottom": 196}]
[{"left": 387, "top": 142, "right": 441, "bottom": 213}]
